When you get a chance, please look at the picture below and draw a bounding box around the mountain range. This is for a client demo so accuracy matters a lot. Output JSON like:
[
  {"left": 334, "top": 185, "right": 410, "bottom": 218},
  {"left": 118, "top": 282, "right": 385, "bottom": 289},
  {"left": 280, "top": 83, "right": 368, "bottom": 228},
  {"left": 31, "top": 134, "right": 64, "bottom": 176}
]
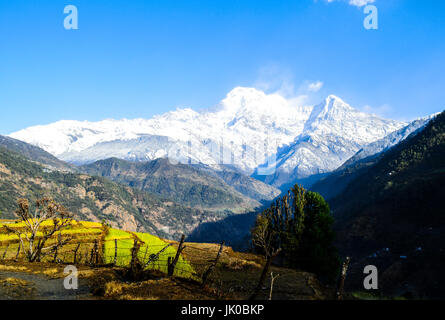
[
  {"left": 9, "top": 88, "right": 407, "bottom": 189},
  {"left": 1, "top": 86, "right": 443, "bottom": 298},
  {"left": 0, "top": 133, "right": 277, "bottom": 240}
]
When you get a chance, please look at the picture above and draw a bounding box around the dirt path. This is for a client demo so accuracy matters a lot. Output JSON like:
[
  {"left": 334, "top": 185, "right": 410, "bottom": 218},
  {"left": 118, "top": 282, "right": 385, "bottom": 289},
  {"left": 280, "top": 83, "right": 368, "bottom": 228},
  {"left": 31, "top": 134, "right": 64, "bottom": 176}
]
[{"left": 0, "top": 270, "right": 93, "bottom": 300}]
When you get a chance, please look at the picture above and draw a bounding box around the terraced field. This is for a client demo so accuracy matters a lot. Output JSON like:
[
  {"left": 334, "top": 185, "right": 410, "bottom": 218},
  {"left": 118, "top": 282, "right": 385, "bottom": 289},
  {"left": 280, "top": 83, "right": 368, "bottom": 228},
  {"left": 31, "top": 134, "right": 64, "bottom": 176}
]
[
  {"left": 103, "top": 228, "right": 196, "bottom": 279},
  {"left": 0, "top": 219, "right": 196, "bottom": 280}
]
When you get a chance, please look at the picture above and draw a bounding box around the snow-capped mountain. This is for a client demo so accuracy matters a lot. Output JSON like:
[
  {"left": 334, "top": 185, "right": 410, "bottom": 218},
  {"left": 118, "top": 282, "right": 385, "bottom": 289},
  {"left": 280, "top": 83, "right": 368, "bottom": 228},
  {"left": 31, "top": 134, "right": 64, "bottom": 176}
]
[
  {"left": 341, "top": 113, "right": 438, "bottom": 168},
  {"left": 9, "top": 87, "right": 407, "bottom": 187},
  {"left": 255, "top": 95, "right": 406, "bottom": 187}
]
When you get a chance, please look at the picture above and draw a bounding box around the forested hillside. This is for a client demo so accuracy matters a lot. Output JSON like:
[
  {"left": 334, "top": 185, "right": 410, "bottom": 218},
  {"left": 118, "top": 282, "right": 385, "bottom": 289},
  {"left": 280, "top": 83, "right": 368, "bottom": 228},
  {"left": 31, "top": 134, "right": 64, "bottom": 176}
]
[
  {"left": 80, "top": 157, "right": 263, "bottom": 211},
  {"left": 0, "top": 135, "right": 76, "bottom": 172},
  {"left": 321, "top": 110, "right": 445, "bottom": 298},
  {"left": 0, "top": 147, "right": 230, "bottom": 239}
]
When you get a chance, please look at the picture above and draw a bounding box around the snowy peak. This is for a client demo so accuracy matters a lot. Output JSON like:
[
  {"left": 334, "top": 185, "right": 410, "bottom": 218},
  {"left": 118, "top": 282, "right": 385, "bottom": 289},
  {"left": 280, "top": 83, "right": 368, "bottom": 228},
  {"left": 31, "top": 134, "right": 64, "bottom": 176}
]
[
  {"left": 321, "top": 94, "right": 353, "bottom": 112},
  {"left": 308, "top": 95, "right": 355, "bottom": 124},
  {"left": 219, "top": 87, "right": 299, "bottom": 119},
  {"left": 342, "top": 113, "right": 439, "bottom": 167},
  {"left": 9, "top": 87, "right": 408, "bottom": 188},
  {"left": 221, "top": 87, "right": 270, "bottom": 112},
  {"left": 302, "top": 94, "right": 404, "bottom": 146},
  {"left": 262, "top": 95, "right": 407, "bottom": 187}
]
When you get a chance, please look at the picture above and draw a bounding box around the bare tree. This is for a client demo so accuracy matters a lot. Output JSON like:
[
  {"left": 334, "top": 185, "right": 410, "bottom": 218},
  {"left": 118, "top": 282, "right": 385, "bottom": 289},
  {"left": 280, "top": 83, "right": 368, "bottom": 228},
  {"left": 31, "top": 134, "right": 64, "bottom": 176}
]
[
  {"left": 5, "top": 198, "right": 73, "bottom": 262},
  {"left": 250, "top": 212, "right": 282, "bottom": 300}
]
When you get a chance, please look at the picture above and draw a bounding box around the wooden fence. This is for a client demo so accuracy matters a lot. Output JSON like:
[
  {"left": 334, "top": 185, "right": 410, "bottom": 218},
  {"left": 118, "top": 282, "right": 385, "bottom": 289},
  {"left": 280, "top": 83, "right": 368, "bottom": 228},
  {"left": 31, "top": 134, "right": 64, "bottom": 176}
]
[{"left": 0, "top": 234, "right": 226, "bottom": 285}]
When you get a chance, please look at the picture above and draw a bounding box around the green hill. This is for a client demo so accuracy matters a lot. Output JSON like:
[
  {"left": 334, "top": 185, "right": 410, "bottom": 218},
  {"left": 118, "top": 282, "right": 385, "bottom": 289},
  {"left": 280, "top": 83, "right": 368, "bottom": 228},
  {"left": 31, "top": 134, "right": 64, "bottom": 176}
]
[
  {"left": 0, "top": 146, "right": 229, "bottom": 239},
  {"left": 80, "top": 157, "right": 262, "bottom": 211},
  {"left": 0, "top": 135, "right": 76, "bottom": 172},
  {"left": 318, "top": 110, "right": 445, "bottom": 298}
]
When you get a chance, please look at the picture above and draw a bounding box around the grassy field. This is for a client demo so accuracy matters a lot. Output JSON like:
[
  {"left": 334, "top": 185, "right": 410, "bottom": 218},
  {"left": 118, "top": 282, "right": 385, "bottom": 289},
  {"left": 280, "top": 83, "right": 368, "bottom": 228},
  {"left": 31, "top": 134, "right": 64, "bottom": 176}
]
[
  {"left": 0, "top": 219, "right": 333, "bottom": 300},
  {"left": 103, "top": 228, "right": 197, "bottom": 279},
  {"left": 0, "top": 219, "right": 196, "bottom": 280}
]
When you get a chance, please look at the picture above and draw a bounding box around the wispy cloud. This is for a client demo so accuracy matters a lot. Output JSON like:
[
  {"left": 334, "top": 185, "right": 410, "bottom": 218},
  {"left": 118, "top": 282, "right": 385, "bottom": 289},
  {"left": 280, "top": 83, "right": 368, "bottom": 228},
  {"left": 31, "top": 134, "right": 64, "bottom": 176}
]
[
  {"left": 318, "top": 0, "right": 376, "bottom": 7},
  {"left": 306, "top": 81, "right": 324, "bottom": 92},
  {"left": 348, "top": 0, "right": 375, "bottom": 7},
  {"left": 254, "top": 64, "right": 295, "bottom": 95},
  {"left": 254, "top": 65, "right": 325, "bottom": 107},
  {"left": 362, "top": 103, "right": 392, "bottom": 117}
]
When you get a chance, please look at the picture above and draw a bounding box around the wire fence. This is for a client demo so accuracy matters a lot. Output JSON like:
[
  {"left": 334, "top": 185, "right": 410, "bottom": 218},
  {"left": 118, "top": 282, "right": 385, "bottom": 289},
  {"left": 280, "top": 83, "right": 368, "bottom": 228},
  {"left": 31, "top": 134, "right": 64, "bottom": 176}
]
[{"left": 0, "top": 234, "right": 226, "bottom": 285}]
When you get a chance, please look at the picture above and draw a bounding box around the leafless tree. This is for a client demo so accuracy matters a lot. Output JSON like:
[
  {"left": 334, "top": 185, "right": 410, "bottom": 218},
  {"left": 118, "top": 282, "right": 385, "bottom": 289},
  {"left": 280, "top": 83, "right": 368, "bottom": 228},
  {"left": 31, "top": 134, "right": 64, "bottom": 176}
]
[
  {"left": 250, "top": 212, "right": 282, "bottom": 300},
  {"left": 5, "top": 198, "right": 73, "bottom": 262}
]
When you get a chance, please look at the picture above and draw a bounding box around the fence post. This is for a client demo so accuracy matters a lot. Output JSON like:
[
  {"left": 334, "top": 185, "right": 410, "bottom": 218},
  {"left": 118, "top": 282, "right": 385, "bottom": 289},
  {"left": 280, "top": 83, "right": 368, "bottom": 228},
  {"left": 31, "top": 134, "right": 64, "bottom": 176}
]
[
  {"left": 269, "top": 272, "right": 280, "bottom": 300},
  {"left": 168, "top": 234, "right": 186, "bottom": 277},
  {"left": 90, "top": 247, "right": 94, "bottom": 265},
  {"left": 114, "top": 239, "right": 118, "bottom": 266},
  {"left": 73, "top": 243, "right": 81, "bottom": 264},
  {"left": 201, "top": 241, "right": 224, "bottom": 286},
  {"left": 130, "top": 239, "right": 139, "bottom": 271},
  {"left": 2, "top": 243, "right": 9, "bottom": 261},
  {"left": 93, "top": 240, "right": 99, "bottom": 266},
  {"left": 336, "top": 256, "right": 351, "bottom": 300}
]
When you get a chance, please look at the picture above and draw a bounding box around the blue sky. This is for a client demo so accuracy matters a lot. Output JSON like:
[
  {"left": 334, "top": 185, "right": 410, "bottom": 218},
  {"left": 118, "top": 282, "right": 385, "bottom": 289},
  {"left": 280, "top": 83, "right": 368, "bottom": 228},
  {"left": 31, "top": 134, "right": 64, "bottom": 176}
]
[{"left": 1, "top": 0, "right": 444, "bottom": 134}]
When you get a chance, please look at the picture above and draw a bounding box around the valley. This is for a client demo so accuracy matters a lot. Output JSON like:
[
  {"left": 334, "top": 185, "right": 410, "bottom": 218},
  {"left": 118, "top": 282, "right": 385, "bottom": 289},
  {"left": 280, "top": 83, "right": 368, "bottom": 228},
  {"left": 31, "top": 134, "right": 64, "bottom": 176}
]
[{"left": 1, "top": 88, "right": 444, "bottom": 299}]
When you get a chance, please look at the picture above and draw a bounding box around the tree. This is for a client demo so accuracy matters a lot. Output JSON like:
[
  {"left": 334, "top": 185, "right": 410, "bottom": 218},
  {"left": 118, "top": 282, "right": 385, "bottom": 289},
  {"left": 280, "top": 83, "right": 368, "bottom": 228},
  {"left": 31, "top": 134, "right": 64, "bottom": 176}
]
[
  {"left": 288, "top": 191, "right": 340, "bottom": 282},
  {"left": 250, "top": 211, "right": 282, "bottom": 300},
  {"left": 252, "top": 185, "right": 340, "bottom": 285},
  {"left": 5, "top": 198, "right": 73, "bottom": 262}
]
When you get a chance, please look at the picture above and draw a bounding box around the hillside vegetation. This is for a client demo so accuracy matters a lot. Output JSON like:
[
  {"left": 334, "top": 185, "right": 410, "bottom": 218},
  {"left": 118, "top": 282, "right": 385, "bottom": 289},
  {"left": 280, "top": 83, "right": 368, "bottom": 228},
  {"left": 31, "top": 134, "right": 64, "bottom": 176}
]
[
  {"left": 0, "top": 135, "right": 76, "bottom": 172},
  {"left": 80, "top": 157, "right": 262, "bottom": 211},
  {"left": 318, "top": 110, "right": 445, "bottom": 298},
  {"left": 0, "top": 218, "right": 330, "bottom": 300},
  {"left": 0, "top": 147, "right": 230, "bottom": 239}
]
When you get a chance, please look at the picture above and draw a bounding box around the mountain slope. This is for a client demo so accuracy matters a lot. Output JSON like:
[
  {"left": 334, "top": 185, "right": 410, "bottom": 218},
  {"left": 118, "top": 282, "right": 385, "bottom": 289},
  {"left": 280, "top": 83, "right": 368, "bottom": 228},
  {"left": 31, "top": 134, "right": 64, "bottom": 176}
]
[
  {"left": 324, "top": 110, "right": 445, "bottom": 298},
  {"left": 208, "top": 167, "right": 281, "bottom": 203},
  {"left": 80, "top": 157, "right": 273, "bottom": 211},
  {"left": 0, "top": 146, "right": 230, "bottom": 239},
  {"left": 311, "top": 114, "right": 437, "bottom": 201},
  {"left": 9, "top": 88, "right": 405, "bottom": 188},
  {"left": 255, "top": 95, "right": 405, "bottom": 188},
  {"left": 342, "top": 114, "right": 436, "bottom": 168},
  {"left": 0, "top": 135, "right": 76, "bottom": 172}
]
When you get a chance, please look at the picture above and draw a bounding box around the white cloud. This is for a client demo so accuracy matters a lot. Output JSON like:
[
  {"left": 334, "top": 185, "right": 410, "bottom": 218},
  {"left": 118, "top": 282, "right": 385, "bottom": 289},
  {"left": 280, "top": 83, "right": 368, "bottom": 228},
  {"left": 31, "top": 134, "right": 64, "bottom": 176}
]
[
  {"left": 253, "top": 65, "right": 326, "bottom": 108},
  {"left": 254, "top": 64, "right": 294, "bottom": 95},
  {"left": 306, "top": 81, "right": 324, "bottom": 92},
  {"left": 362, "top": 104, "right": 392, "bottom": 117},
  {"left": 287, "top": 95, "right": 310, "bottom": 108},
  {"left": 319, "top": 0, "right": 376, "bottom": 7},
  {"left": 348, "top": 0, "right": 375, "bottom": 7}
]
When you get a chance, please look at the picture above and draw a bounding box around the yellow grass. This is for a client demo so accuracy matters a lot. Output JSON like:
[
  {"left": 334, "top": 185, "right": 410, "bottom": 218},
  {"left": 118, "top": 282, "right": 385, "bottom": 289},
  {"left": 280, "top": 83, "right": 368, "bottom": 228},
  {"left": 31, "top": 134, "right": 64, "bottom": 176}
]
[
  {"left": 103, "top": 228, "right": 197, "bottom": 279},
  {"left": 0, "top": 220, "right": 197, "bottom": 281}
]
